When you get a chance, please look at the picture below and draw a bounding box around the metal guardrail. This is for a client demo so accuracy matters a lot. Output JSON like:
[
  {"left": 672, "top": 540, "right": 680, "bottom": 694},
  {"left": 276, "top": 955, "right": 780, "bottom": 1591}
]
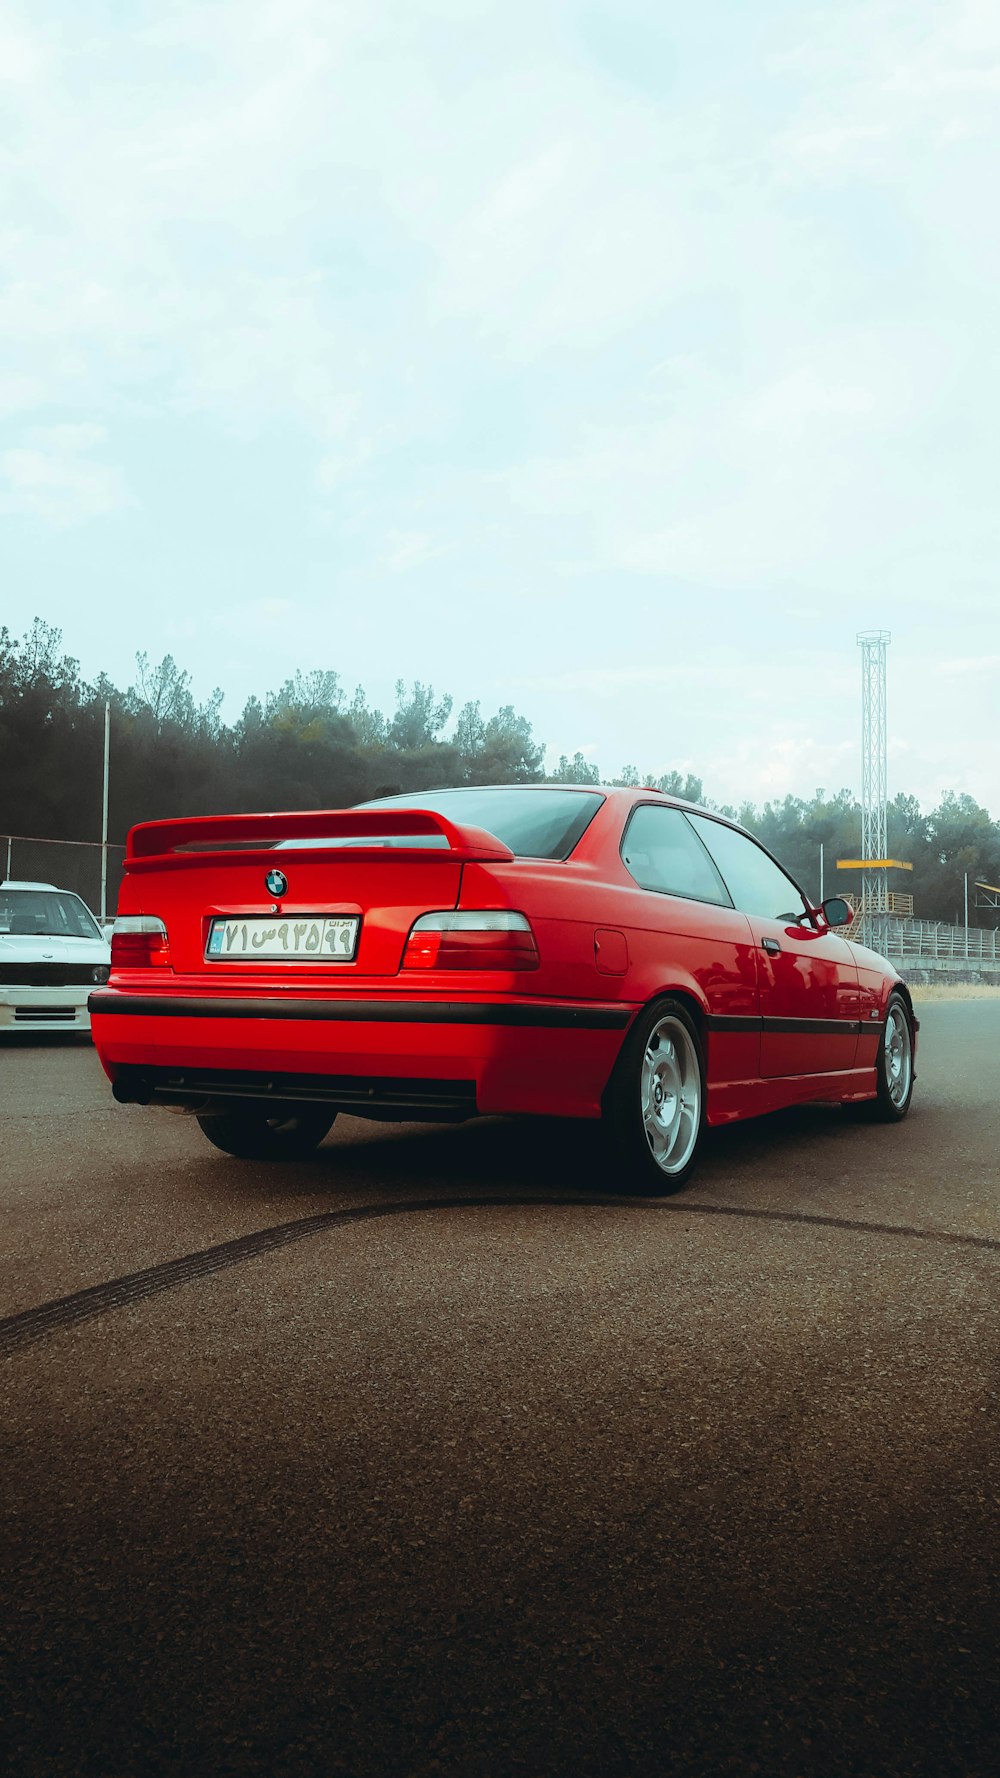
[
  {"left": 865, "top": 915, "right": 1000, "bottom": 963},
  {"left": 883, "top": 892, "right": 914, "bottom": 918}
]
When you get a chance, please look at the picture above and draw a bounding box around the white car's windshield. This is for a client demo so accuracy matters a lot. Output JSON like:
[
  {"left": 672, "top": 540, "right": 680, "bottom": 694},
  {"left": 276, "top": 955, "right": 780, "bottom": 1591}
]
[{"left": 0, "top": 890, "right": 102, "bottom": 940}]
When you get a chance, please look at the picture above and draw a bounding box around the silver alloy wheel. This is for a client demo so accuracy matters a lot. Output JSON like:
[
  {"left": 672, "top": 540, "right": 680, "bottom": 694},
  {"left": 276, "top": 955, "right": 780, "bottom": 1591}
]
[
  {"left": 884, "top": 1002, "right": 912, "bottom": 1108},
  {"left": 640, "top": 1015, "right": 702, "bottom": 1176}
]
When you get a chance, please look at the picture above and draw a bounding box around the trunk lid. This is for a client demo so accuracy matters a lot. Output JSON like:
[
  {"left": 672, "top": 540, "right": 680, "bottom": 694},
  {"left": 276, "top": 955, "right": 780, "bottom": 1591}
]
[{"left": 117, "top": 808, "right": 514, "bottom": 982}]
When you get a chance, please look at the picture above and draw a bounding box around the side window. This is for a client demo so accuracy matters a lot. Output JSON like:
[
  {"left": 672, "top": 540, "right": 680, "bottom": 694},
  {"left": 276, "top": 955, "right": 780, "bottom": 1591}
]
[
  {"left": 621, "top": 806, "right": 731, "bottom": 906},
  {"left": 687, "top": 815, "right": 806, "bottom": 921}
]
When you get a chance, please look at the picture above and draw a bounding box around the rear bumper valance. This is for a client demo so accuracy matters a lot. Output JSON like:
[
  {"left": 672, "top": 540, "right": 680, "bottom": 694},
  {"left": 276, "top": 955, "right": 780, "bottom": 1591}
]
[{"left": 88, "top": 990, "right": 632, "bottom": 1031}]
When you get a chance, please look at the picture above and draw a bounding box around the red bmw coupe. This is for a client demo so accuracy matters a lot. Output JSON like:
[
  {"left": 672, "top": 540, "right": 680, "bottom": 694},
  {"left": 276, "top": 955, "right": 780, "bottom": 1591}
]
[{"left": 89, "top": 785, "right": 917, "bottom": 1193}]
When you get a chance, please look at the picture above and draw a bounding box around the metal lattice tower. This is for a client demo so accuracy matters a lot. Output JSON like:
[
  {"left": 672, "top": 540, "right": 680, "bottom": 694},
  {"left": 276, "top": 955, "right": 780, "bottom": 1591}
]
[{"left": 857, "top": 630, "right": 890, "bottom": 941}]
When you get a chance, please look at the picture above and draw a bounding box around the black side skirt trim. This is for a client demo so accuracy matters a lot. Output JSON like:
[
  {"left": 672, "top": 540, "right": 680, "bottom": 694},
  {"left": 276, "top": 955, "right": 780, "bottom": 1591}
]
[
  {"left": 88, "top": 992, "right": 631, "bottom": 1031},
  {"left": 707, "top": 1015, "right": 868, "bottom": 1037}
]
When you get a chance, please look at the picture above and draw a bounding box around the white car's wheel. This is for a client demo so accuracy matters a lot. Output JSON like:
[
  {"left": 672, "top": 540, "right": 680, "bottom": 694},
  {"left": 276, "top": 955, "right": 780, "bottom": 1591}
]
[{"left": 603, "top": 997, "right": 706, "bottom": 1194}]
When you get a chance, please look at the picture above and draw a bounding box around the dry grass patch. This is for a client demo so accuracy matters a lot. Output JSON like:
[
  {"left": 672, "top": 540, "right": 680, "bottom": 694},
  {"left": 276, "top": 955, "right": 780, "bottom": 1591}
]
[{"left": 908, "top": 983, "right": 1000, "bottom": 1002}]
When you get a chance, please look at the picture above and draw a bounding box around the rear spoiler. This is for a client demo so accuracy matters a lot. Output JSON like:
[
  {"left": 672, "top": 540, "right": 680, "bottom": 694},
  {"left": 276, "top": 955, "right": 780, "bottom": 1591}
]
[{"left": 124, "top": 809, "right": 515, "bottom": 873}]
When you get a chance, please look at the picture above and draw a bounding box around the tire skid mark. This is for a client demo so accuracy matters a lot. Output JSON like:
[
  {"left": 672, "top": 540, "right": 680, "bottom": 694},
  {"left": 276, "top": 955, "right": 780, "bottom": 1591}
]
[{"left": 2, "top": 1195, "right": 998, "bottom": 1358}]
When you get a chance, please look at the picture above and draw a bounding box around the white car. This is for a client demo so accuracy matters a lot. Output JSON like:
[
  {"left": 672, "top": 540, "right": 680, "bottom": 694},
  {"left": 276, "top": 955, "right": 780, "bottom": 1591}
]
[{"left": 0, "top": 879, "right": 111, "bottom": 1034}]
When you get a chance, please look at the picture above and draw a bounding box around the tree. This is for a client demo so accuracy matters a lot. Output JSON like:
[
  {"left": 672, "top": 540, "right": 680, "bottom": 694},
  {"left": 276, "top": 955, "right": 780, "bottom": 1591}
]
[
  {"left": 388, "top": 681, "right": 453, "bottom": 752},
  {"left": 911, "top": 791, "right": 1000, "bottom": 923},
  {"left": 455, "top": 703, "right": 545, "bottom": 784},
  {"left": 609, "top": 766, "right": 704, "bottom": 800},
  {"left": 233, "top": 694, "right": 265, "bottom": 743},
  {"left": 548, "top": 752, "right": 601, "bottom": 785},
  {"left": 654, "top": 770, "right": 704, "bottom": 804},
  {"left": 0, "top": 618, "right": 89, "bottom": 840},
  {"left": 6, "top": 617, "right": 81, "bottom": 699},
  {"left": 480, "top": 707, "right": 544, "bottom": 782},
  {"left": 453, "top": 700, "right": 486, "bottom": 767},
  {"left": 4, "top": 616, "right": 999, "bottom": 932},
  {"left": 130, "top": 653, "right": 197, "bottom": 730},
  {"left": 266, "top": 670, "right": 345, "bottom": 726},
  {"left": 347, "top": 686, "right": 388, "bottom": 749}
]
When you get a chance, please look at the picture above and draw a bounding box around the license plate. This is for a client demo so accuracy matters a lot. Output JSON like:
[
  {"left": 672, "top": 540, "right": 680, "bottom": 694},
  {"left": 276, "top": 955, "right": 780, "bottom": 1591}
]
[{"left": 206, "top": 916, "right": 360, "bottom": 962}]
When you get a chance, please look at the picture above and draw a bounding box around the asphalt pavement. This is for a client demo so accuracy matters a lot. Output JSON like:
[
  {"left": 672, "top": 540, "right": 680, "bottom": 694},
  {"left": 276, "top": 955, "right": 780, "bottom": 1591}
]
[{"left": 2, "top": 1003, "right": 999, "bottom": 1777}]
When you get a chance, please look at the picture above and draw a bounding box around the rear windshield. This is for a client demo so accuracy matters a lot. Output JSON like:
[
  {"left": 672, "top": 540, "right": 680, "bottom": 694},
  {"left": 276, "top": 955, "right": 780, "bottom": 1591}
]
[
  {"left": 0, "top": 889, "right": 102, "bottom": 940},
  {"left": 357, "top": 788, "right": 604, "bottom": 859}
]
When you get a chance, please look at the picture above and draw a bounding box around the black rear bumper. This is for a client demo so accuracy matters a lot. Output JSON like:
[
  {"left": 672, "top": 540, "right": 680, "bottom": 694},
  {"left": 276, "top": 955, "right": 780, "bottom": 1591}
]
[{"left": 111, "top": 1064, "right": 478, "bottom": 1122}]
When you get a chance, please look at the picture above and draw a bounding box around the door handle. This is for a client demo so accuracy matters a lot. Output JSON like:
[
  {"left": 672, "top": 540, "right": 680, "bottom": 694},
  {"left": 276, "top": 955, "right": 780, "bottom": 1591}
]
[{"left": 761, "top": 938, "right": 781, "bottom": 955}]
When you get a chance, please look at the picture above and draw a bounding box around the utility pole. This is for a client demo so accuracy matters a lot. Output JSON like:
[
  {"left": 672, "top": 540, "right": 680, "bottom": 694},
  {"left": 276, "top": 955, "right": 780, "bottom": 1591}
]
[
  {"left": 965, "top": 871, "right": 969, "bottom": 959},
  {"left": 819, "top": 843, "right": 824, "bottom": 904},
  {"left": 100, "top": 700, "right": 110, "bottom": 924}
]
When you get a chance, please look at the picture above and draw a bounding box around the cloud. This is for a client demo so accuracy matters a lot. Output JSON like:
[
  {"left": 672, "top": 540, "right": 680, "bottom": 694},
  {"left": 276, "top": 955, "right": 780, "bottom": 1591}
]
[
  {"left": 430, "top": 97, "right": 696, "bottom": 355},
  {"left": 497, "top": 344, "right": 905, "bottom": 590},
  {"left": 0, "top": 16, "right": 41, "bottom": 83},
  {"left": 782, "top": 122, "right": 891, "bottom": 161},
  {"left": 703, "top": 732, "right": 857, "bottom": 807},
  {"left": 0, "top": 1, "right": 373, "bottom": 446},
  {"left": 379, "top": 530, "right": 453, "bottom": 573},
  {"left": 0, "top": 0, "right": 998, "bottom": 815},
  {"left": 769, "top": 0, "right": 1000, "bottom": 184},
  {"left": 0, "top": 424, "right": 130, "bottom": 526},
  {"left": 0, "top": 372, "right": 43, "bottom": 418},
  {"left": 515, "top": 663, "right": 771, "bottom": 698},
  {"left": 939, "top": 655, "right": 1000, "bottom": 675},
  {"left": 745, "top": 369, "right": 877, "bottom": 434}
]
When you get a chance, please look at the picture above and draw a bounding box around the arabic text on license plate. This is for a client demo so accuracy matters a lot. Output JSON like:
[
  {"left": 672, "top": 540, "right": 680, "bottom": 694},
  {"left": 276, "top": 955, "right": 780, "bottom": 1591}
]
[{"left": 207, "top": 916, "right": 359, "bottom": 961}]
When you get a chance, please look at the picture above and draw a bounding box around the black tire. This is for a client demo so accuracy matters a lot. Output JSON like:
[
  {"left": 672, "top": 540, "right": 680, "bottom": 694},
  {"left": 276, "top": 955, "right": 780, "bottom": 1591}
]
[
  {"left": 196, "top": 1107, "right": 337, "bottom": 1160},
  {"left": 602, "top": 996, "right": 706, "bottom": 1195},
  {"left": 867, "top": 990, "right": 915, "bottom": 1122}
]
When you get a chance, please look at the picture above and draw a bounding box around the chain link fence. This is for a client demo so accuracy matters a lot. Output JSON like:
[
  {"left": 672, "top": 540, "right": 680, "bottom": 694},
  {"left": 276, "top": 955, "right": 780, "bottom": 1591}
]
[{"left": 1, "top": 835, "right": 126, "bottom": 924}]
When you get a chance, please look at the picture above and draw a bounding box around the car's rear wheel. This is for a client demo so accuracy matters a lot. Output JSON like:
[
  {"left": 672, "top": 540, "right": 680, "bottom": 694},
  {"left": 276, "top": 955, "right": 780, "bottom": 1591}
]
[
  {"left": 603, "top": 997, "right": 706, "bottom": 1194},
  {"left": 869, "top": 991, "right": 915, "bottom": 1121},
  {"left": 195, "top": 1107, "right": 336, "bottom": 1160}
]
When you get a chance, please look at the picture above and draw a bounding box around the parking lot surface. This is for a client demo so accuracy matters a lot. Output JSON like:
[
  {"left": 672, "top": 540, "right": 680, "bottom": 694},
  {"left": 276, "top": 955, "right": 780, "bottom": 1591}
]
[{"left": 2, "top": 1003, "right": 999, "bottom": 1777}]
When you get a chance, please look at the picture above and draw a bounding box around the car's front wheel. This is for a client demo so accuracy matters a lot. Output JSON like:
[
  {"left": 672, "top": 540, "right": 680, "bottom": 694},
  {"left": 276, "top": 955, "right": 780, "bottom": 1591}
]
[
  {"left": 603, "top": 997, "right": 706, "bottom": 1194},
  {"left": 870, "top": 991, "right": 915, "bottom": 1121},
  {"left": 195, "top": 1107, "right": 337, "bottom": 1160}
]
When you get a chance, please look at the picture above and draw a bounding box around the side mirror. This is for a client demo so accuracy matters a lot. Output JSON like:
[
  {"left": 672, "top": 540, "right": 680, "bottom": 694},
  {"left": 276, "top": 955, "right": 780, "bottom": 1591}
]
[{"left": 821, "top": 897, "right": 853, "bottom": 928}]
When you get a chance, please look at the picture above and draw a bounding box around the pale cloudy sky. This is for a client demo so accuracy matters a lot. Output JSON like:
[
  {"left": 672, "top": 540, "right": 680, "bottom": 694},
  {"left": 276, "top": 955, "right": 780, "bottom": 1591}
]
[{"left": 1, "top": 0, "right": 998, "bottom": 811}]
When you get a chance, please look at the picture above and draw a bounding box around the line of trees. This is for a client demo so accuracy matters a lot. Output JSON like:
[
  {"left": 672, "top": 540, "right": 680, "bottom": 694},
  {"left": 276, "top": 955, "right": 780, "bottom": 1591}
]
[{"left": 2, "top": 618, "right": 998, "bottom": 928}]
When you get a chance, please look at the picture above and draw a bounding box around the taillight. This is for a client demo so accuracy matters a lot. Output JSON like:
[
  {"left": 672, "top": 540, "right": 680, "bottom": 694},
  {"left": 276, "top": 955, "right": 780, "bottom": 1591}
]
[
  {"left": 402, "top": 911, "right": 539, "bottom": 971},
  {"left": 110, "top": 916, "right": 171, "bottom": 970}
]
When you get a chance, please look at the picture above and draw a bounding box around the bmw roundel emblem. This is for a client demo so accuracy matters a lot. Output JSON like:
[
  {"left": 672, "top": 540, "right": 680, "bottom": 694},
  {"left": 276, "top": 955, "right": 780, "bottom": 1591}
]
[{"left": 265, "top": 868, "right": 288, "bottom": 898}]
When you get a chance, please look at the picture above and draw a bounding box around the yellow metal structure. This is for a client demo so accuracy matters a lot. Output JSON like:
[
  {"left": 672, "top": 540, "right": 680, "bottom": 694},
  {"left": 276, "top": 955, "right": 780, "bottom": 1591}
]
[{"left": 836, "top": 858, "right": 913, "bottom": 871}]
